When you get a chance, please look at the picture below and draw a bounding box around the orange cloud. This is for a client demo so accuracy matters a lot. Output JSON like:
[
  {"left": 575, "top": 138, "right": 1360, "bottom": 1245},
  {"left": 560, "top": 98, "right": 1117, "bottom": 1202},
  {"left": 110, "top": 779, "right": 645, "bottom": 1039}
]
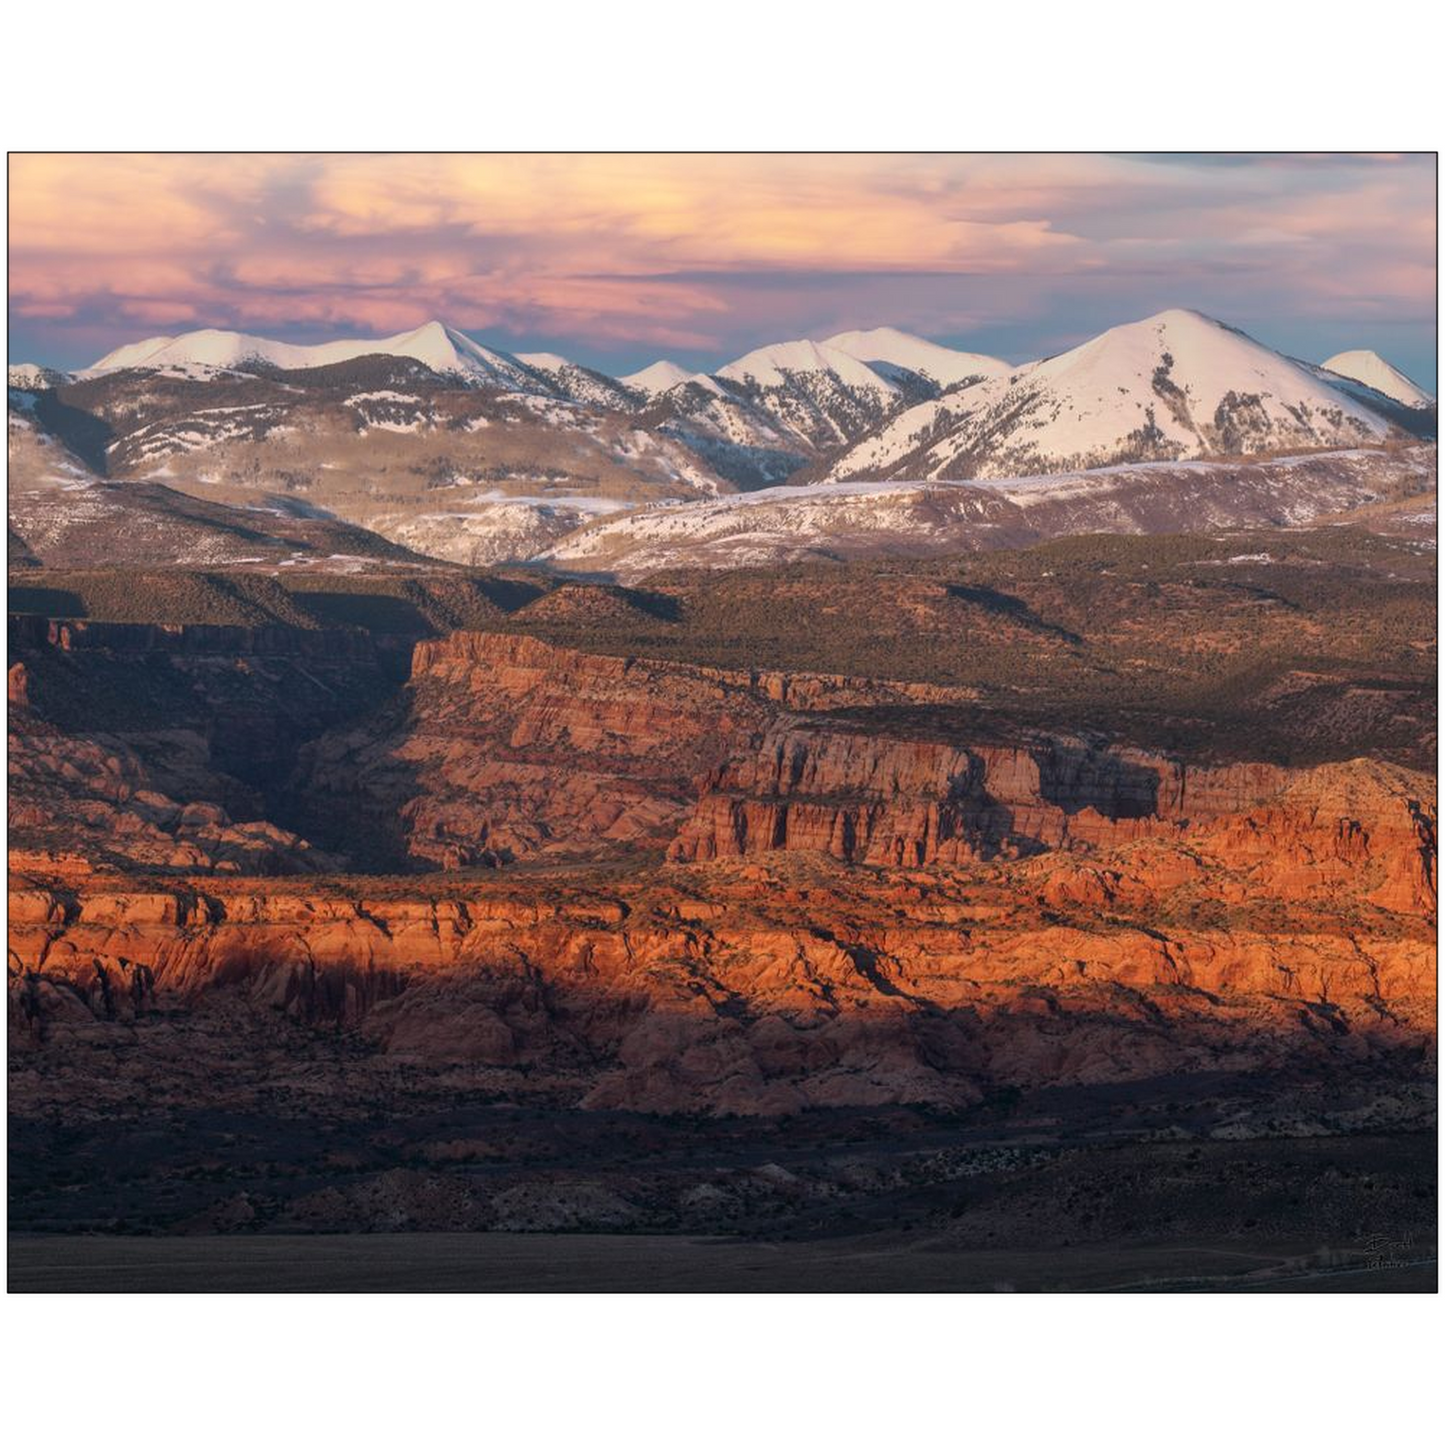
[{"left": 7, "top": 152, "right": 1435, "bottom": 372}]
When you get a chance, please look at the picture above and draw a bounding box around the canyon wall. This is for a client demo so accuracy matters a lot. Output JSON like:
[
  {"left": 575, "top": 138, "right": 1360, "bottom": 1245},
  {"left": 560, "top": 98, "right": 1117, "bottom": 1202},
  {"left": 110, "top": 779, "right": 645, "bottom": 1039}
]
[
  {"left": 7, "top": 618, "right": 407, "bottom": 874},
  {"left": 299, "top": 631, "right": 1438, "bottom": 891},
  {"left": 8, "top": 827, "right": 1434, "bottom": 1116},
  {"left": 8, "top": 625, "right": 1435, "bottom": 1116}
]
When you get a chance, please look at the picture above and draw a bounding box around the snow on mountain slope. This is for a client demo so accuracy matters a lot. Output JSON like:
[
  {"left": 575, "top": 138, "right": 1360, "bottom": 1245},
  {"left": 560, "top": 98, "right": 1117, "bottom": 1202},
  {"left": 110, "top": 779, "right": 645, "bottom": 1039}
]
[
  {"left": 638, "top": 376, "right": 808, "bottom": 489},
  {"left": 719, "top": 338, "right": 896, "bottom": 396},
  {"left": 8, "top": 363, "right": 72, "bottom": 390},
  {"left": 627, "top": 333, "right": 1002, "bottom": 472},
  {"left": 822, "top": 327, "right": 1011, "bottom": 389},
  {"left": 88, "top": 335, "right": 179, "bottom": 371},
  {"left": 382, "top": 323, "right": 542, "bottom": 389},
  {"left": 621, "top": 360, "right": 695, "bottom": 395},
  {"left": 26, "top": 355, "right": 739, "bottom": 567},
  {"left": 536, "top": 446, "right": 1435, "bottom": 577},
  {"left": 648, "top": 373, "right": 789, "bottom": 445},
  {"left": 90, "top": 321, "right": 554, "bottom": 393},
  {"left": 710, "top": 338, "right": 903, "bottom": 451},
  {"left": 8, "top": 389, "right": 98, "bottom": 491},
  {"left": 1321, "top": 350, "right": 1434, "bottom": 410},
  {"left": 823, "top": 309, "right": 1399, "bottom": 483},
  {"left": 514, "top": 352, "right": 640, "bottom": 410}
]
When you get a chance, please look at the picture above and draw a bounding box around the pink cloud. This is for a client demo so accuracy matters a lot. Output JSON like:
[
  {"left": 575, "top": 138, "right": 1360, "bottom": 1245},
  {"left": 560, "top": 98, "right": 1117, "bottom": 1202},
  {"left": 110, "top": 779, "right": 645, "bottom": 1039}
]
[{"left": 7, "top": 153, "right": 1434, "bottom": 376}]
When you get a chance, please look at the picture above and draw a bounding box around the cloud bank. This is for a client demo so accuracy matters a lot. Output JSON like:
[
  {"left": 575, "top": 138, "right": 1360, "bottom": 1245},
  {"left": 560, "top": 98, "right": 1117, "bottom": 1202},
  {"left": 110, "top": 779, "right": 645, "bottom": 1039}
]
[{"left": 7, "top": 152, "right": 1436, "bottom": 385}]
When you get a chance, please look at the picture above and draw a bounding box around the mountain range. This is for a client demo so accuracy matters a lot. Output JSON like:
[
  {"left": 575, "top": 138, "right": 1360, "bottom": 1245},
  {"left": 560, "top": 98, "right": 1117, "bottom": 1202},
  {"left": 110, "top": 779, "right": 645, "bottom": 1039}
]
[
  {"left": 8, "top": 308, "right": 1435, "bottom": 572},
  {"left": 817, "top": 309, "right": 1418, "bottom": 483}
]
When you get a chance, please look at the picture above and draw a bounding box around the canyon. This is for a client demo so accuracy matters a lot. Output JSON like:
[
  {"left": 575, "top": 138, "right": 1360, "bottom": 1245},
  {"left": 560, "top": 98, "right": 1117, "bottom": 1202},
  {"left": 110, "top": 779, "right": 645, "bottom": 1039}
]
[
  {"left": 6, "top": 531, "right": 1436, "bottom": 1279},
  {"left": 10, "top": 798, "right": 1435, "bottom": 1118}
]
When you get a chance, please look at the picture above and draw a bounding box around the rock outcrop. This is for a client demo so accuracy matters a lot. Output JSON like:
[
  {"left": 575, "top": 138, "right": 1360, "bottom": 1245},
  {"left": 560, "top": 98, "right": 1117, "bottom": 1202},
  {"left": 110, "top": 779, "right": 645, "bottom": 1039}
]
[
  {"left": 8, "top": 625, "right": 1435, "bottom": 1117},
  {"left": 295, "top": 633, "right": 1437, "bottom": 905},
  {"left": 10, "top": 766, "right": 1434, "bottom": 1113},
  {"left": 298, "top": 632, "right": 778, "bottom": 868}
]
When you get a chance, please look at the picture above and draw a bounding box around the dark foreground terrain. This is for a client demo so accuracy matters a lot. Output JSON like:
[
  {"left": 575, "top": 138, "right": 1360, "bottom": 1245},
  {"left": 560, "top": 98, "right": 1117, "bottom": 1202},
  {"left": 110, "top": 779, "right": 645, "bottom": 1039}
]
[
  {"left": 9, "top": 1227, "right": 1435, "bottom": 1293},
  {"left": 8, "top": 527, "right": 1436, "bottom": 1291},
  {"left": 8, "top": 1039, "right": 1436, "bottom": 1290}
]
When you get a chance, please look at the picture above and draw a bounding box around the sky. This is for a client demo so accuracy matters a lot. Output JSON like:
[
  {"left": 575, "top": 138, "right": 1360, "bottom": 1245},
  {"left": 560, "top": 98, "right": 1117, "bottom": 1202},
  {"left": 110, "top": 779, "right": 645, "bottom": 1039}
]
[{"left": 7, "top": 152, "right": 1438, "bottom": 388}]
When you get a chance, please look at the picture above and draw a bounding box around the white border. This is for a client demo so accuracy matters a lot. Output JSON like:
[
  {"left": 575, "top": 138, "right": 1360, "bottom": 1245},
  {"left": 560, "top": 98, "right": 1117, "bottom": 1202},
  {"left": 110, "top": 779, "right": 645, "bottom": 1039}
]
[
  {"left": 1, "top": 1, "right": 1443, "bottom": 152},
  {"left": 3, "top": 1, "right": 1440, "bottom": 1440}
]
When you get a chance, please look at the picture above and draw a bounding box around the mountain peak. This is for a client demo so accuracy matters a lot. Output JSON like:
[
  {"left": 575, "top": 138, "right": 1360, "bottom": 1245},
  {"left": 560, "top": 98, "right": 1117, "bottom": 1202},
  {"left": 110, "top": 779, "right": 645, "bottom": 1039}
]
[
  {"left": 87, "top": 320, "right": 542, "bottom": 391},
  {"left": 719, "top": 337, "right": 896, "bottom": 394},
  {"left": 823, "top": 307, "right": 1400, "bottom": 485},
  {"left": 1146, "top": 306, "right": 1217, "bottom": 326},
  {"left": 8, "top": 362, "right": 71, "bottom": 391},
  {"left": 621, "top": 359, "right": 694, "bottom": 395},
  {"left": 824, "top": 325, "right": 925, "bottom": 350},
  {"left": 1321, "top": 349, "right": 1434, "bottom": 410},
  {"left": 822, "top": 327, "right": 1010, "bottom": 386},
  {"left": 401, "top": 319, "right": 453, "bottom": 340}
]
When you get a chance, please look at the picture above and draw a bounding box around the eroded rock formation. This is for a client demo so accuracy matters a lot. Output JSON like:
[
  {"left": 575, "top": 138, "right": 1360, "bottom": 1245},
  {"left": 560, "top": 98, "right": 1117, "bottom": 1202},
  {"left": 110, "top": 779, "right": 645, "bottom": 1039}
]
[
  {"left": 10, "top": 783, "right": 1434, "bottom": 1115},
  {"left": 8, "top": 625, "right": 1436, "bottom": 1118}
]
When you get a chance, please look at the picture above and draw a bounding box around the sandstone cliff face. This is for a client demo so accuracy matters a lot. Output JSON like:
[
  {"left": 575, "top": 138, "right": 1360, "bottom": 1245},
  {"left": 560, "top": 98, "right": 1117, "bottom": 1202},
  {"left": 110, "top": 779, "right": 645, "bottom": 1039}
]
[
  {"left": 298, "top": 632, "right": 778, "bottom": 868},
  {"left": 8, "top": 627, "right": 1436, "bottom": 1117},
  {"left": 670, "top": 738, "right": 1437, "bottom": 915},
  {"left": 10, "top": 800, "right": 1434, "bottom": 1115},
  {"left": 666, "top": 731, "right": 1282, "bottom": 866},
  {"left": 294, "top": 632, "right": 1436, "bottom": 899},
  {"left": 15, "top": 624, "right": 1437, "bottom": 899}
]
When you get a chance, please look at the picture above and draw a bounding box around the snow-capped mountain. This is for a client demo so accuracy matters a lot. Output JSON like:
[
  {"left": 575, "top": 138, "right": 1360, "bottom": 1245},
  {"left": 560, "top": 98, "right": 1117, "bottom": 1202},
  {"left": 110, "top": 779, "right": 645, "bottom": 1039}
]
[
  {"left": 1321, "top": 350, "right": 1434, "bottom": 410},
  {"left": 822, "top": 309, "right": 1403, "bottom": 484},
  {"left": 15, "top": 307, "right": 1432, "bottom": 573},
  {"left": 637, "top": 373, "right": 807, "bottom": 489},
  {"left": 13, "top": 344, "right": 732, "bottom": 568},
  {"left": 718, "top": 337, "right": 898, "bottom": 395},
  {"left": 8, "top": 362, "right": 71, "bottom": 390},
  {"left": 88, "top": 321, "right": 599, "bottom": 397},
  {"left": 709, "top": 338, "right": 904, "bottom": 451},
  {"left": 514, "top": 352, "right": 641, "bottom": 410},
  {"left": 620, "top": 339, "right": 912, "bottom": 488},
  {"left": 621, "top": 360, "right": 695, "bottom": 395},
  {"left": 624, "top": 330, "right": 1009, "bottom": 461},
  {"left": 821, "top": 327, "right": 1010, "bottom": 390}
]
